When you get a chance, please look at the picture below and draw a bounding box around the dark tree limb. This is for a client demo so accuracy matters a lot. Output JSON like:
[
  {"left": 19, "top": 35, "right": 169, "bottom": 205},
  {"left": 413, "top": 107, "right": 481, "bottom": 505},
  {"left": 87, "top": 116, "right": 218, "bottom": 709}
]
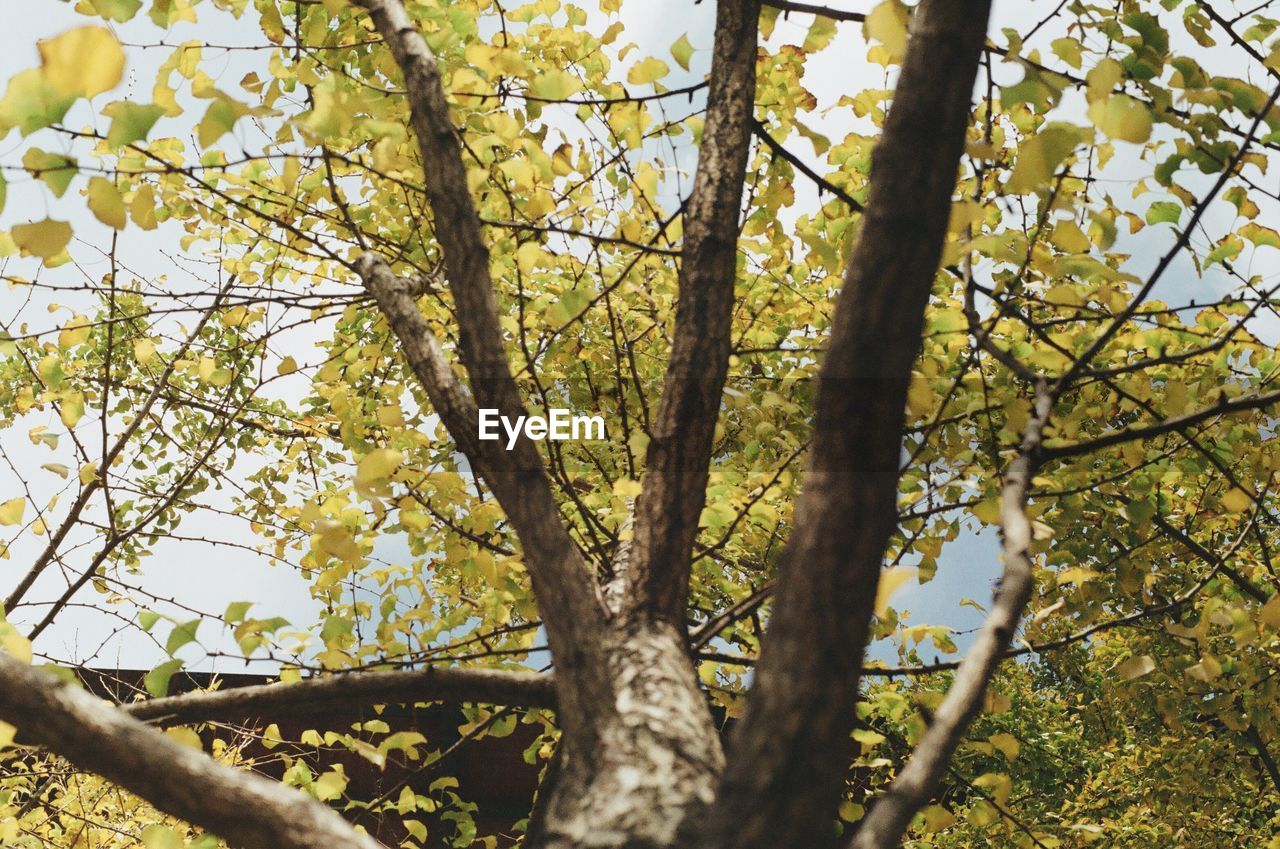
[
  {"left": 1040, "top": 388, "right": 1280, "bottom": 461},
  {"left": 0, "top": 653, "right": 386, "bottom": 849},
  {"left": 125, "top": 667, "right": 557, "bottom": 725},
  {"left": 763, "top": 0, "right": 866, "bottom": 22},
  {"left": 700, "top": 3, "right": 992, "bottom": 847},
  {"left": 623, "top": 0, "right": 761, "bottom": 624},
  {"left": 753, "top": 120, "right": 864, "bottom": 211}
]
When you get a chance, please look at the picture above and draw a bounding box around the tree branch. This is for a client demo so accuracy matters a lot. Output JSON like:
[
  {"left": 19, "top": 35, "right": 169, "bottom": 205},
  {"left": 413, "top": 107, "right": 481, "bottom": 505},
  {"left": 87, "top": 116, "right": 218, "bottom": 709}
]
[
  {"left": 623, "top": 0, "right": 761, "bottom": 623},
  {"left": 763, "top": 0, "right": 866, "bottom": 22},
  {"left": 753, "top": 119, "right": 863, "bottom": 211},
  {"left": 1040, "top": 388, "right": 1280, "bottom": 461},
  {"left": 702, "top": 3, "right": 993, "bottom": 848},
  {"left": 351, "top": 0, "right": 613, "bottom": 741},
  {"left": 125, "top": 667, "right": 557, "bottom": 725},
  {"left": 850, "top": 381, "right": 1051, "bottom": 849},
  {"left": 0, "top": 653, "right": 385, "bottom": 849}
]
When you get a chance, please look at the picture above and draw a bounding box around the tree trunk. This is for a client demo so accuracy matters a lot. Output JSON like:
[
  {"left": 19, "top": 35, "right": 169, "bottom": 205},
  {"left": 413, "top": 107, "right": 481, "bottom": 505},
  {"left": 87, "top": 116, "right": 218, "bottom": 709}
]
[{"left": 530, "top": 619, "right": 723, "bottom": 849}]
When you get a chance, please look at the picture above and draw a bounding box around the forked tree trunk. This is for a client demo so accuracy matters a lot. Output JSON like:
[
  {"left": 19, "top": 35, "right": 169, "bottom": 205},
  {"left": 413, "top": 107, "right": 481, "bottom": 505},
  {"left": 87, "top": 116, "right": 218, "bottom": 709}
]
[{"left": 528, "top": 620, "right": 723, "bottom": 849}]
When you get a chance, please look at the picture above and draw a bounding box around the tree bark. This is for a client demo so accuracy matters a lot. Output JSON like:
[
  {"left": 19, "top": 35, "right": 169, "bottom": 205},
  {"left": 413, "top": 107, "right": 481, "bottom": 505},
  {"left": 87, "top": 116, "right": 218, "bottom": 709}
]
[
  {"left": 699, "top": 3, "right": 992, "bottom": 848},
  {"left": 623, "top": 0, "right": 761, "bottom": 625},
  {"left": 0, "top": 653, "right": 386, "bottom": 849},
  {"left": 125, "top": 666, "right": 556, "bottom": 724}
]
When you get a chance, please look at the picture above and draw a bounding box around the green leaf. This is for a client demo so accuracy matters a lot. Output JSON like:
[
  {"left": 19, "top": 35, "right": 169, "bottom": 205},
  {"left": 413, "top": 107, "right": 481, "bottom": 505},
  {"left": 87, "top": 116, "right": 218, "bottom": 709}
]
[
  {"left": 143, "top": 659, "right": 183, "bottom": 697},
  {"left": 90, "top": 0, "right": 144, "bottom": 22},
  {"left": 670, "top": 34, "right": 694, "bottom": 71},
  {"left": 0, "top": 69, "right": 76, "bottom": 137},
  {"left": 165, "top": 618, "right": 200, "bottom": 655},
  {"left": 104, "top": 101, "right": 165, "bottom": 148},
  {"left": 23, "top": 149, "right": 76, "bottom": 197},
  {"left": 224, "top": 601, "right": 253, "bottom": 623},
  {"left": 197, "top": 96, "right": 247, "bottom": 147},
  {"left": 1146, "top": 201, "right": 1181, "bottom": 225},
  {"left": 1007, "top": 123, "right": 1085, "bottom": 193},
  {"left": 1088, "top": 94, "right": 1153, "bottom": 143},
  {"left": 803, "top": 15, "right": 838, "bottom": 52}
]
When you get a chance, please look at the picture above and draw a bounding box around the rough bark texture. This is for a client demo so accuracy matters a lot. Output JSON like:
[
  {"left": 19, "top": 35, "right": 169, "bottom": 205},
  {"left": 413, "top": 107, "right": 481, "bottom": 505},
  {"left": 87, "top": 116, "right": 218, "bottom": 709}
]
[
  {"left": 623, "top": 0, "right": 761, "bottom": 624},
  {"left": 0, "top": 653, "right": 386, "bottom": 849},
  {"left": 699, "top": 3, "right": 993, "bottom": 848},
  {"left": 531, "top": 620, "right": 725, "bottom": 849},
  {"left": 353, "top": 2, "right": 751, "bottom": 844}
]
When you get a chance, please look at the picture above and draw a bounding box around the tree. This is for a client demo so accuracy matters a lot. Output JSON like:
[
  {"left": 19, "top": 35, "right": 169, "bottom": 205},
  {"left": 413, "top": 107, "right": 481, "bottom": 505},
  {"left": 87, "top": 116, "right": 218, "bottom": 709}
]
[{"left": 1, "top": 0, "right": 1280, "bottom": 847}]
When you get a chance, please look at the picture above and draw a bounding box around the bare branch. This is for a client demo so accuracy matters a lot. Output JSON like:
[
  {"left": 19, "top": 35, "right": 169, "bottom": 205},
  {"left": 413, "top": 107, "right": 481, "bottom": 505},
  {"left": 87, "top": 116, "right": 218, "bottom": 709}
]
[
  {"left": 851, "top": 381, "right": 1051, "bottom": 849},
  {"left": 0, "top": 653, "right": 385, "bottom": 849},
  {"left": 1040, "top": 388, "right": 1280, "bottom": 461},
  {"left": 763, "top": 0, "right": 866, "bottom": 22}
]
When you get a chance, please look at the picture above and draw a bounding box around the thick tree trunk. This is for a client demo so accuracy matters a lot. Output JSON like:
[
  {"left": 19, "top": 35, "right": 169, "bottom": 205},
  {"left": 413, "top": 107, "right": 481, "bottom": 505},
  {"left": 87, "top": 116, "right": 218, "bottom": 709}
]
[{"left": 529, "top": 620, "right": 723, "bottom": 849}]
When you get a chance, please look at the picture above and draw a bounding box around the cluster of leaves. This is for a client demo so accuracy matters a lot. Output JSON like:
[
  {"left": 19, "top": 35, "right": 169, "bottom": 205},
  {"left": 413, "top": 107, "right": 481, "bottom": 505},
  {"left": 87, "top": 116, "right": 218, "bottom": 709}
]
[{"left": 4, "top": 0, "right": 1280, "bottom": 846}]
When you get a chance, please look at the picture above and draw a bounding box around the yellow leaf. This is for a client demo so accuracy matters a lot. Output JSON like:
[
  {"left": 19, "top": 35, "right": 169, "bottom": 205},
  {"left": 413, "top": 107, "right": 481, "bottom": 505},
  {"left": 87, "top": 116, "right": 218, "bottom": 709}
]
[
  {"left": 133, "top": 338, "right": 157, "bottom": 363},
  {"left": 972, "top": 497, "right": 1001, "bottom": 525},
  {"left": 0, "top": 498, "right": 25, "bottom": 526},
  {"left": 1185, "top": 655, "right": 1222, "bottom": 682},
  {"left": 921, "top": 804, "right": 956, "bottom": 832},
  {"left": 670, "top": 34, "right": 694, "bottom": 71},
  {"left": 58, "top": 315, "right": 90, "bottom": 349},
  {"left": 874, "top": 566, "right": 916, "bottom": 617},
  {"left": 1221, "top": 487, "right": 1253, "bottom": 513},
  {"left": 39, "top": 27, "right": 125, "bottom": 98},
  {"left": 0, "top": 627, "right": 31, "bottom": 664},
  {"left": 131, "top": 184, "right": 158, "bottom": 230},
  {"left": 356, "top": 448, "right": 403, "bottom": 484},
  {"left": 277, "top": 355, "right": 298, "bottom": 375},
  {"left": 165, "top": 726, "right": 203, "bottom": 749},
  {"left": 864, "top": 1, "right": 909, "bottom": 63},
  {"left": 528, "top": 69, "right": 581, "bottom": 101},
  {"left": 60, "top": 391, "right": 85, "bottom": 428},
  {"left": 627, "top": 57, "right": 669, "bottom": 86},
  {"left": 1116, "top": 654, "right": 1155, "bottom": 681},
  {"left": 516, "top": 242, "right": 541, "bottom": 275},
  {"left": 907, "top": 371, "right": 936, "bottom": 417},
  {"left": 87, "top": 177, "right": 127, "bottom": 229},
  {"left": 78, "top": 462, "right": 99, "bottom": 485},
  {"left": 12, "top": 219, "right": 72, "bottom": 261},
  {"left": 1088, "top": 94, "right": 1152, "bottom": 144},
  {"left": 989, "top": 733, "right": 1021, "bottom": 760}
]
